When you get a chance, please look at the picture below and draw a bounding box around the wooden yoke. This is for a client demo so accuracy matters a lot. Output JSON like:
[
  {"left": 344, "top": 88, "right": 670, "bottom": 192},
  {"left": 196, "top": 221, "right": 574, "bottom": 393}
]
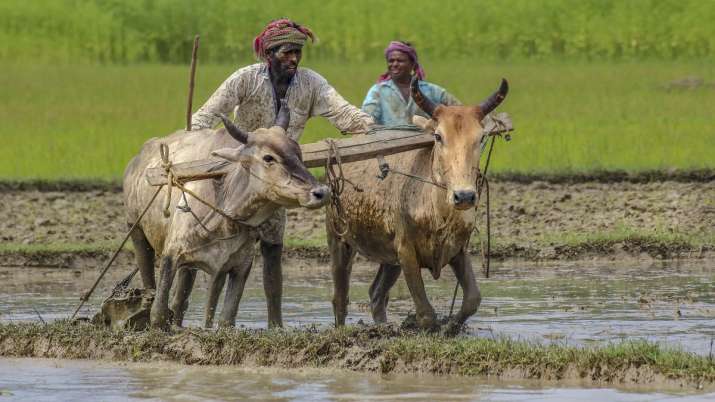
[{"left": 144, "top": 113, "right": 513, "bottom": 186}]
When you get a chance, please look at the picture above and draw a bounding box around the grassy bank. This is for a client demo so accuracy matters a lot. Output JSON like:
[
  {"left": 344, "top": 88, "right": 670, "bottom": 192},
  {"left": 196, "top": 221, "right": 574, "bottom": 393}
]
[
  {"left": 1, "top": 322, "right": 713, "bottom": 388},
  {"left": 1, "top": 61, "right": 714, "bottom": 180}
]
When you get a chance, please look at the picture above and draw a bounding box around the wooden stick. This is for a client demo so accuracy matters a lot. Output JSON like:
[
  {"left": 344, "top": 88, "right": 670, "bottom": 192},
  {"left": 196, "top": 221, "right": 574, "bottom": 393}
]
[{"left": 186, "top": 35, "right": 200, "bottom": 131}]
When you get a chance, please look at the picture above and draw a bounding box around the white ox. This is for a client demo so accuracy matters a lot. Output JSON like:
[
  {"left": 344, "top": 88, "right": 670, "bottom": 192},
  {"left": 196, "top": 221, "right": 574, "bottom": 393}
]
[{"left": 123, "top": 102, "right": 328, "bottom": 329}]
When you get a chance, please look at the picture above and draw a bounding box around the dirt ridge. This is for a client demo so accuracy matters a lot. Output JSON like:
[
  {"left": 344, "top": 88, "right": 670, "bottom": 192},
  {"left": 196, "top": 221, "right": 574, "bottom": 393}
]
[
  {"left": 2, "top": 238, "right": 712, "bottom": 269},
  {"left": 2, "top": 169, "right": 714, "bottom": 192},
  {"left": 1, "top": 322, "right": 713, "bottom": 390}
]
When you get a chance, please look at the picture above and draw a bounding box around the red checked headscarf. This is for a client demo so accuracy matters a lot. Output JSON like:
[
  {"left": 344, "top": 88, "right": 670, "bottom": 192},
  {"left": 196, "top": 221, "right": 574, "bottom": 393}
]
[
  {"left": 253, "top": 19, "right": 316, "bottom": 61},
  {"left": 378, "top": 41, "right": 426, "bottom": 82}
]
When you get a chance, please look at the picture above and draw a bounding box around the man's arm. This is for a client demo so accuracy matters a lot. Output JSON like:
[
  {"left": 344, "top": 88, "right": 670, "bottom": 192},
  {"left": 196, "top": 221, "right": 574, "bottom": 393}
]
[
  {"left": 191, "top": 71, "right": 244, "bottom": 130},
  {"left": 311, "top": 79, "right": 374, "bottom": 134}
]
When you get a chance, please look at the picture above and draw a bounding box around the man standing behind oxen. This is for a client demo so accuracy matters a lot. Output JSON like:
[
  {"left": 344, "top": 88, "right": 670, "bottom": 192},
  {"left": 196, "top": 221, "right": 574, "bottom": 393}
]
[
  {"left": 191, "top": 19, "right": 374, "bottom": 328},
  {"left": 362, "top": 41, "right": 460, "bottom": 126}
]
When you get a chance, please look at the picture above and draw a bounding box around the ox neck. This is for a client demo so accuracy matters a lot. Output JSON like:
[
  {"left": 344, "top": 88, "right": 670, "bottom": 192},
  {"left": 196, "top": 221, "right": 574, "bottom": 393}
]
[{"left": 217, "top": 164, "right": 273, "bottom": 227}]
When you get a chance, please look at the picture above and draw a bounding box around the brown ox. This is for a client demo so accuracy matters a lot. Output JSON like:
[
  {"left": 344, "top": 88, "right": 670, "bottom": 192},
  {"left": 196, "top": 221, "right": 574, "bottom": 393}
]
[
  {"left": 123, "top": 101, "right": 328, "bottom": 329},
  {"left": 327, "top": 78, "right": 508, "bottom": 331}
]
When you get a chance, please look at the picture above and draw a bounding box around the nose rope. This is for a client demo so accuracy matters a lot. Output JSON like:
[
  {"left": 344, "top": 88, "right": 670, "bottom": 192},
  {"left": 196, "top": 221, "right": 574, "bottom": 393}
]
[{"left": 376, "top": 153, "right": 448, "bottom": 190}]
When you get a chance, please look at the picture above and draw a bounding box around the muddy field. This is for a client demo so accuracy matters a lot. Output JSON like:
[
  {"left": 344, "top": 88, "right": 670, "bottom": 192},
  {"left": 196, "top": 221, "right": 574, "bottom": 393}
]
[
  {"left": 1, "top": 180, "right": 713, "bottom": 266},
  {"left": 2, "top": 181, "right": 715, "bottom": 397}
]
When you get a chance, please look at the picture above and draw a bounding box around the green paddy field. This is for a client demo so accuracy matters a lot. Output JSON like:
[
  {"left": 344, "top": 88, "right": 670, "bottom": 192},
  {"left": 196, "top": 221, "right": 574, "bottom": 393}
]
[
  {"left": 1, "top": 60, "right": 713, "bottom": 180},
  {"left": 2, "top": 0, "right": 715, "bottom": 179}
]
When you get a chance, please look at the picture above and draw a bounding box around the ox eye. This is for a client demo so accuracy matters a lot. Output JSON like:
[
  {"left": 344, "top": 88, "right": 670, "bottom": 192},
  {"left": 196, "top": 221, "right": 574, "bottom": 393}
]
[
  {"left": 433, "top": 133, "right": 443, "bottom": 143},
  {"left": 262, "top": 154, "right": 275, "bottom": 163}
]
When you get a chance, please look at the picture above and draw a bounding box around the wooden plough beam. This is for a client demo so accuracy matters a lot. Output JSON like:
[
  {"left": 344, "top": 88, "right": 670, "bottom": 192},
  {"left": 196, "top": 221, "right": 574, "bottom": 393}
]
[{"left": 145, "top": 112, "right": 512, "bottom": 186}]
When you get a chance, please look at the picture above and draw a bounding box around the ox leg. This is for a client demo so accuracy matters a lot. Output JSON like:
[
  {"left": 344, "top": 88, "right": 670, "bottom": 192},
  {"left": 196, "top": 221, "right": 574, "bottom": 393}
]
[
  {"left": 169, "top": 267, "right": 197, "bottom": 327},
  {"left": 261, "top": 241, "right": 283, "bottom": 329},
  {"left": 150, "top": 255, "right": 176, "bottom": 329},
  {"left": 448, "top": 249, "right": 482, "bottom": 327},
  {"left": 369, "top": 264, "right": 401, "bottom": 324},
  {"left": 399, "top": 248, "right": 437, "bottom": 330},
  {"left": 129, "top": 226, "right": 155, "bottom": 289},
  {"left": 218, "top": 256, "right": 254, "bottom": 328},
  {"left": 204, "top": 271, "right": 227, "bottom": 328},
  {"left": 329, "top": 235, "right": 356, "bottom": 327}
]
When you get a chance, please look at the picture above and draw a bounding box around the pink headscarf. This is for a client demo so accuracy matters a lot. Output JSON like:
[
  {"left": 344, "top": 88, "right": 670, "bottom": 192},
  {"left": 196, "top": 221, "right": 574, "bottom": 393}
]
[{"left": 378, "top": 41, "right": 426, "bottom": 83}]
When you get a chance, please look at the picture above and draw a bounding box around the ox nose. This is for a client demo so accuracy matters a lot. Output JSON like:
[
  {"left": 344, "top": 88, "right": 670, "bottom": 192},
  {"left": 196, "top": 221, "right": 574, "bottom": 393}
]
[
  {"left": 311, "top": 187, "right": 328, "bottom": 201},
  {"left": 453, "top": 190, "right": 477, "bottom": 207}
]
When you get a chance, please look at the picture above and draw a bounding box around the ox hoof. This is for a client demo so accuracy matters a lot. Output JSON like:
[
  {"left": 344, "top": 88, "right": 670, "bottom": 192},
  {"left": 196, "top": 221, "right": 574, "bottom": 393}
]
[
  {"left": 441, "top": 319, "right": 467, "bottom": 337},
  {"left": 149, "top": 309, "right": 174, "bottom": 331},
  {"left": 401, "top": 313, "right": 439, "bottom": 332},
  {"left": 217, "top": 319, "right": 235, "bottom": 329}
]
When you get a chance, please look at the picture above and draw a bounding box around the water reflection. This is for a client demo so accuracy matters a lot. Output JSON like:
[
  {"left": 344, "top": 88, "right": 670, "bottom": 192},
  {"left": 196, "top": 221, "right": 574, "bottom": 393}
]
[{"left": 0, "top": 358, "right": 712, "bottom": 401}]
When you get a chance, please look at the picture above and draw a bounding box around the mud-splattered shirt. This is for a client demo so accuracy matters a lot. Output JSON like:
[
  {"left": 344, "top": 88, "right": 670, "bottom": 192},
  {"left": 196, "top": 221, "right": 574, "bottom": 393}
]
[
  {"left": 191, "top": 63, "right": 373, "bottom": 140},
  {"left": 361, "top": 79, "right": 461, "bottom": 126}
]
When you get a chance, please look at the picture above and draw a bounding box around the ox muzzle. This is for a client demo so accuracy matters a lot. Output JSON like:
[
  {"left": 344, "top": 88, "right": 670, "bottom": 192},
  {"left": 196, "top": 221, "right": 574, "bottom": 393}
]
[
  {"left": 300, "top": 183, "right": 330, "bottom": 209},
  {"left": 452, "top": 189, "right": 477, "bottom": 210}
]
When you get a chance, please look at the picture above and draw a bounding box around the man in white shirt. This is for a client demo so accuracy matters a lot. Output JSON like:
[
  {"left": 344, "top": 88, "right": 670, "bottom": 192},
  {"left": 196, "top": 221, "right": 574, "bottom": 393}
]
[{"left": 192, "top": 18, "right": 373, "bottom": 328}]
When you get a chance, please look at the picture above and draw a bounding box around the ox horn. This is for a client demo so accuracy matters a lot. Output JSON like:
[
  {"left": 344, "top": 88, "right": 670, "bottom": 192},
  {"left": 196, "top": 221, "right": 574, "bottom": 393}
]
[
  {"left": 478, "top": 78, "right": 509, "bottom": 118},
  {"left": 410, "top": 75, "right": 437, "bottom": 118},
  {"left": 217, "top": 113, "right": 249, "bottom": 144},
  {"left": 274, "top": 98, "right": 290, "bottom": 131}
]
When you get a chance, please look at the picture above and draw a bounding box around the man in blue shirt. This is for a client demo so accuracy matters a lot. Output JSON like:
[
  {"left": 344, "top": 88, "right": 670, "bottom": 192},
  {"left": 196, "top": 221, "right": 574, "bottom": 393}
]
[{"left": 362, "top": 41, "right": 460, "bottom": 126}]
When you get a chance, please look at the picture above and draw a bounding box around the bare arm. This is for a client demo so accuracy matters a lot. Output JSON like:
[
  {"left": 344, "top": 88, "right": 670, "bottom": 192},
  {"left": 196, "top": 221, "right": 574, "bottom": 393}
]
[{"left": 312, "top": 80, "right": 374, "bottom": 134}]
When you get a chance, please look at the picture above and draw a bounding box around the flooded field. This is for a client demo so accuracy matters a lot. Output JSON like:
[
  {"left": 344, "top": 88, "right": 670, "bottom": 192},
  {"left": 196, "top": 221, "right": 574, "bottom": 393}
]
[
  {"left": 2, "top": 257, "right": 714, "bottom": 354},
  {"left": 2, "top": 258, "right": 715, "bottom": 400},
  {"left": 2, "top": 357, "right": 714, "bottom": 401}
]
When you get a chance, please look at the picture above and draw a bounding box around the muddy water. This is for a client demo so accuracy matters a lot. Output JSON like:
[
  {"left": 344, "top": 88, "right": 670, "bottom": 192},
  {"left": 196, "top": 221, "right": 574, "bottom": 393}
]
[
  {"left": 2, "top": 258, "right": 714, "bottom": 354},
  {"left": 2, "top": 259, "right": 715, "bottom": 400},
  {"left": 1, "top": 358, "right": 713, "bottom": 401}
]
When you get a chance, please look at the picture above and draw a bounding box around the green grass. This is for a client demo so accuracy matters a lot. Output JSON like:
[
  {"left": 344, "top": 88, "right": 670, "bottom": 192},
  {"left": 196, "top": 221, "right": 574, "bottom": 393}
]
[
  {"left": 2, "top": 321, "right": 714, "bottom": 385},
  {"left": 0, "top": 241, "right": 124, "bottom": 254},
  {"left": 1, "top": 61, "right": 713, "bottom": 180}
]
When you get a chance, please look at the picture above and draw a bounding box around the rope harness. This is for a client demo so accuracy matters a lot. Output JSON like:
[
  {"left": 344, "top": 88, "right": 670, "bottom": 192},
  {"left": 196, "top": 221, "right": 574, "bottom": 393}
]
[
  {"left": 324, "top": 138, "right": 363, "bottom": 238},
  {"left": 71, "top": 144, "right": 246, "bottom": 319},
  {"left": 160, "top": 143, "right": 244, "bottom": 226}
]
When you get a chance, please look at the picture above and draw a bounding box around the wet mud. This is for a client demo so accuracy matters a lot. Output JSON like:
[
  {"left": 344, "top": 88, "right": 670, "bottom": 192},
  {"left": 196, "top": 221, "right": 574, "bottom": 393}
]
[{"left": 1, "top": 180, "right": 713, "bottom": 267}]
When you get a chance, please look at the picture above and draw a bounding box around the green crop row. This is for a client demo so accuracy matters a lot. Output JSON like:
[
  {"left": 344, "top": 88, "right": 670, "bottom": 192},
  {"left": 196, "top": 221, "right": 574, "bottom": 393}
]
[{"left": 1, "top": 0, "right": 714, "bottom": 64}]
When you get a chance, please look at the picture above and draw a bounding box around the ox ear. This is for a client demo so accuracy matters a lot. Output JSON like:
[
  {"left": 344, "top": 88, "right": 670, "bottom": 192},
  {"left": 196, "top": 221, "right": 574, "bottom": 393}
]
[
  {"left": 211, "top": 147, "right": 242, "bottom": 162},
  {"left": 412, "top": 115, "right": 437, "bottom": 132}
]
